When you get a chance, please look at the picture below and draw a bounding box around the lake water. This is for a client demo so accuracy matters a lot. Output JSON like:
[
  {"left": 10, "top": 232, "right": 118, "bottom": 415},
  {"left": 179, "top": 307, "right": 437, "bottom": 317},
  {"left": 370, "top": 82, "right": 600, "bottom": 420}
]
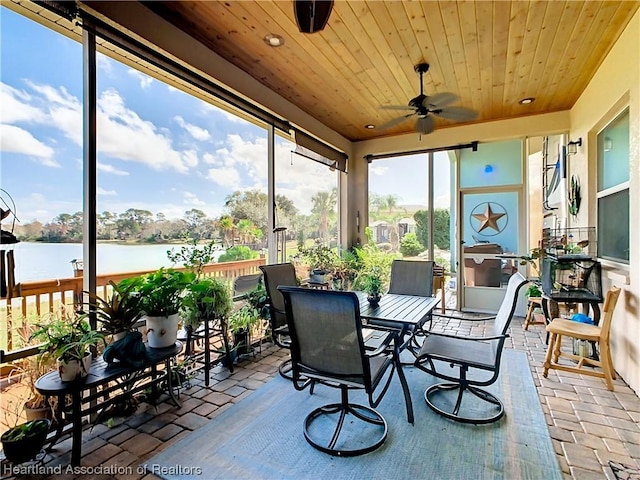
[{"left": 3, "top": 242, "right": 225, "bottom": 282}]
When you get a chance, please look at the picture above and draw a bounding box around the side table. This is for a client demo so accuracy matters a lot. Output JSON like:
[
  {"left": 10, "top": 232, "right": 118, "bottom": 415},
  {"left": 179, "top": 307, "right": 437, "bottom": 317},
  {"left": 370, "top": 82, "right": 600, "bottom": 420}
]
[{"left": 35, "top": 342, "right": 182, "bottom": 466}]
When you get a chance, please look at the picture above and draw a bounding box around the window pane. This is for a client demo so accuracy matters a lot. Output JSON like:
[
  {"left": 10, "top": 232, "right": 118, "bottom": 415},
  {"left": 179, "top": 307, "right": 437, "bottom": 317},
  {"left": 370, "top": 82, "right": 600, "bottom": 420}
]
[
  {"left": 597, "top": 189, "right": 629, "bottom": 263},
  {"left": 460, "top": 140, "right": 522, "bottom": 188},
  {"left": 597, "top": 109, "right": 629, "bottom": 191}
]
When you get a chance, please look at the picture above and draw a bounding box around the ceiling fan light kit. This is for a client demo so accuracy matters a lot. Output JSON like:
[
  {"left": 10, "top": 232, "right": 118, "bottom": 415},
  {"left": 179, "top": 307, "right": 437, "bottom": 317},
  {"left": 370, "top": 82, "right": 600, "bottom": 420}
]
[{"left": 377, "top": 62, "right": 478, "bottom": 136}]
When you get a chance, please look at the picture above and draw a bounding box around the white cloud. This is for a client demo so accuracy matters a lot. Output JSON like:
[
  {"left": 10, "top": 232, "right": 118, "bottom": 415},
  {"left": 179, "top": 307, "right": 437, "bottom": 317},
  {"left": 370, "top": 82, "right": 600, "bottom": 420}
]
[
  {"left": 174, "top": 115, "right": 211, "bottom": 142},
  {"left": 0, "top": 83, "right": 46, "bottom": 124},
  {"left": 183, "top": 191, "right": 205, "bottom": 206},
  {"left": 24, "top": 80, "right": 83, "bottom": 146},
  {"left": 206, "top": 166, "right": 241, "bottom": 189},
  {"left": 98, "top": 162, "right": 129, "bottom": 176},
  {"left": 0, "top": 124, "right": 59, "bottom": 167},
  {"left": 96, "top": 89, "right": 194, "bottom": 172},
  {"left": 370, "top": 165, "right": 388, "bottom": 176},
  {"left": 202, "top": 152, "right": 216, "bottom": 164},
  {"left": 127, "top": 69, "right": 153, "bottom": 89},
  {"left": 97, "top": 187, "right": 117, "bottom": 196}
]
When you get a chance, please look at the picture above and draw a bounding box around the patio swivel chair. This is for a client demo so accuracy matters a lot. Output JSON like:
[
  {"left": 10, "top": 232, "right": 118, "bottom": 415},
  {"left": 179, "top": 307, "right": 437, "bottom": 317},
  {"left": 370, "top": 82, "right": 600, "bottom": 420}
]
[
  {"left": 387, "top": 259, "right": 435, "bottom": 353},
  {"left": 259, "top": 263, "right": 298, "bottom": 379},
  {"left": 414, "top": 271, "right": 527, "bottom": 424},
  {"left": 278, "top": 286, "right": 414, "bottom": 457}
]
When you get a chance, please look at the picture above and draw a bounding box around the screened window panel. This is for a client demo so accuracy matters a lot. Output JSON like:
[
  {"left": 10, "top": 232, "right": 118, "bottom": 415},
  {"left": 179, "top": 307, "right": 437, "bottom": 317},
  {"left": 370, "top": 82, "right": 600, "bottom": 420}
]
[
  {"left": 597, "top": 110, "right": 629, "bottom": 191},
  {"left": 597, "top": 190, "right": 629, "bottom": 263}
]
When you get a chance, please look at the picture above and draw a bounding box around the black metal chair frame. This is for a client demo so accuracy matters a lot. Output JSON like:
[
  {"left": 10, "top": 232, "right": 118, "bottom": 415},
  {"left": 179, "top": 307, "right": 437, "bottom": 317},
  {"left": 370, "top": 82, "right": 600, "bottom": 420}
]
[
  {"left": 387, "top": 259, "right": 436, "bottom": 357},
  {"left": 259, "top": 263, "right": 298, "bottom": 379},
  {"left": 413, "top": 272, "right": 527, "bottom": 424},
  {"left": 279, "top": 286, "right": 414, "bottom": 457}
]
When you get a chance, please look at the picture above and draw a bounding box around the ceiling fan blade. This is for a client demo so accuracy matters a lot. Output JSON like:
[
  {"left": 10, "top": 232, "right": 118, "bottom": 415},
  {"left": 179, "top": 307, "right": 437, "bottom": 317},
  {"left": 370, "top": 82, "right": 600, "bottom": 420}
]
[
  {"left": 433, "top": 106, "right": 478, "bottom": 121},
  {"left": 423, "top": 92, "right": 458, "bottom": 109},
  {"left": 415, "top": 116, "right": 435, "bottom": 135},
  {"left": 379, "top": 105, "right": 415, "bottom": 111},
  {"left": 376, "top": 113, "right": 414, "bottom": 130}
]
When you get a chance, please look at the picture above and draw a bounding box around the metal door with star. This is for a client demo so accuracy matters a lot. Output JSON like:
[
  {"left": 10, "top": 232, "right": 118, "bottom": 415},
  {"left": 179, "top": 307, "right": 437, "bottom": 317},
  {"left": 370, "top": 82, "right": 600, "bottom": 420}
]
[{"left": 460, "top": 190, "right": 521, "bottom": 312}]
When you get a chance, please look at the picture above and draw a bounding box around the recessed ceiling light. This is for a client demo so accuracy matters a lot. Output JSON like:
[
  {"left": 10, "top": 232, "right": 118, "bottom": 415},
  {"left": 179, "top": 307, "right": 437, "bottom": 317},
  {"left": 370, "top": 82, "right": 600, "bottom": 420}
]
[
  {"left": 365, "top": 124, "right": 375, "bottom": 129},
  {"left": 519, "top": 97, "right": 535, "bottom": 105},
  {"left": 263, "top": 34, "right": 284, "bottom": 47}
]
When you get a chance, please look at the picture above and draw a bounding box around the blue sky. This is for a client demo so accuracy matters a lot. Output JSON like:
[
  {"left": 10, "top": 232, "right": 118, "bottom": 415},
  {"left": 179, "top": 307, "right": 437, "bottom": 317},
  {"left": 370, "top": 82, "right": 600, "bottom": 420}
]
[{"left": 1, "top": 6, "right": 447, "bottom": 227}]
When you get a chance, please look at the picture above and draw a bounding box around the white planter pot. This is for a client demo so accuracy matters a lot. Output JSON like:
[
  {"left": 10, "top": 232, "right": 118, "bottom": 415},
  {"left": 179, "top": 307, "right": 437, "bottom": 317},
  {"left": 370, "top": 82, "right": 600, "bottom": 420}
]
[
  {"left": 145, "top": 313, "right": 179, "bottom": 348},
  {"left": 57, "top": 352, "right": 92, "bottom": 382}
]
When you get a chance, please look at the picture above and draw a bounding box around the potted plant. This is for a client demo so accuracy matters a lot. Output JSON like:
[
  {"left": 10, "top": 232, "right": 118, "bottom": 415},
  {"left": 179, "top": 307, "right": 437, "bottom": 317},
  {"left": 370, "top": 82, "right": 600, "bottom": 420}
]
[
  {"left": 297, "top": 242, "right": 338, "bottom": 284},
  {"left": 10, "top": 323, "right": 56, "bottom": 420},
  {"left": 227, "top": 305, "right": 261, "bottom": 357},
  {"left": 357, "top": 266, "right": 384, "bottom": 307},
  {"left": 331, "top": 250, "right": 358, "bottom": 291},
  {"left": 31, "top": 313, "right": 105, "bottom": 382},
  {"left": 1, "top": 418, "right": 50, "bottom": 465},
  {"left": 181, "top": 277, "right": 233, "bottom": 331},
  {"left": 83, "top": 280, "right": 144, "bottom": 340},
  {"left": 121, "top": 268, "right": 194, "bottom": 349}
]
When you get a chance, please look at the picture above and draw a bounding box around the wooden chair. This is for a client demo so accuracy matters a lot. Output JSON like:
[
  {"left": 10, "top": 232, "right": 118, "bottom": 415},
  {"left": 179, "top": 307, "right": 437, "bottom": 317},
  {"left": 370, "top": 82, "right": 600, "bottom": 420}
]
[
  {"left": 543, "top": 287, "right": 621, "bottom": 391},
  {"left": 523, "top": 296, "right": 544, "bottom": 330}
]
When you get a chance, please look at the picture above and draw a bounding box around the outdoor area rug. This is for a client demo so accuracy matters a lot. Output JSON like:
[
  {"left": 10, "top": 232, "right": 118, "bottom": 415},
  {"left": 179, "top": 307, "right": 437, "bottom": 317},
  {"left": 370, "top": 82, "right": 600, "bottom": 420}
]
[{"left": 147, "top": 349, "right": 561, "bottom": 479}]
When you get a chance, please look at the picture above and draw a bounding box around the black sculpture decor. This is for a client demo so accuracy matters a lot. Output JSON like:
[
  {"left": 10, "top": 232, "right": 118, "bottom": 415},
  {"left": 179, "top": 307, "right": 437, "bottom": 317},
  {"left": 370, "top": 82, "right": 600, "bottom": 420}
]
[{"left": 294, "top": 0, "right": 334, "bottom": 34}]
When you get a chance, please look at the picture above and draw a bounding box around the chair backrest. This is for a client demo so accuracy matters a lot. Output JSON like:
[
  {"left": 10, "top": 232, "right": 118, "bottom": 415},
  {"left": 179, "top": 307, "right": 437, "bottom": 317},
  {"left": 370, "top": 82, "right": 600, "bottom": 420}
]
[
  {"left": 492, "top": 271, "right": 528, "bottom": 338},
  {"left": 259, "top": 263, "right": 298, "bottom": 331},
  {"left": 278, "top": 286, "right": 369, "bottom": 388},
  {"left": 388, "top": 260, "right": 434, "bottom": 296},
  {"left": 233, "top": 273, "right": 263, "bottom": 297},
  {"left": 599, "top": 287, "right": 622, "bottom": 342}
]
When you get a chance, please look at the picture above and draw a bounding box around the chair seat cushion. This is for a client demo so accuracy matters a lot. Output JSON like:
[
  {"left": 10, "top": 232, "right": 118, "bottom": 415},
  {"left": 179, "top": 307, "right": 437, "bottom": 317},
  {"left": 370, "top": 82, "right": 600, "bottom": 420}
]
[
  {"left": 546, "top": 318, "right": 601, "bottom": 341},
  {"left": 418, "top": 334, "right": 496, "bottom": 370}
]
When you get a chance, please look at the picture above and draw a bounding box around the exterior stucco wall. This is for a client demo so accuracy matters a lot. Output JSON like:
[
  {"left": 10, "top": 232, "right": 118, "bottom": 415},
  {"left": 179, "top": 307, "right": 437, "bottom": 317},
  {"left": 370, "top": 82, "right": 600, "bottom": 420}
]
[{"left": 569, "top": 11, "right": 640, "bottom": 395}]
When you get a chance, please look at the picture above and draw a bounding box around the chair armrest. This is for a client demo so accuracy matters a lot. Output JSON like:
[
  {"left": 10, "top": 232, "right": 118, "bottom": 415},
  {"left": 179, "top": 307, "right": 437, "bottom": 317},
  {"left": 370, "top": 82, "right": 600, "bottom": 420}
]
[
  {"left": 364, "top": 330, "right": 396, "bottom": 357},
  {"left": 423, "top": 330, "right": 508, "bottom": 342},
  {"left": 432, "top": 312, "right": 497, "bottom": 323}
]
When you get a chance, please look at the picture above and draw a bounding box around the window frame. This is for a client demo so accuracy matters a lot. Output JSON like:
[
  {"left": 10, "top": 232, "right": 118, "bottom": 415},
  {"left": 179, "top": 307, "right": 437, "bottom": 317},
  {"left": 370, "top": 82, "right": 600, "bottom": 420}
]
[{"left": 596, "top": 107, "right": 630, "bottom": 265}]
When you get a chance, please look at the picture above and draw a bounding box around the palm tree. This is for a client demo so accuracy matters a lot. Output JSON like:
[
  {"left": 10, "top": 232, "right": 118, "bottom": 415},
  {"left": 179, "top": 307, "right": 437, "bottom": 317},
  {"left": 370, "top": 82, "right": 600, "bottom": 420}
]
[
  {"left": 311, "top": 189, "right": 337, "bottom": 243},
  {"left": 216, "top": 215, "right": 236, "bottom": 247}
]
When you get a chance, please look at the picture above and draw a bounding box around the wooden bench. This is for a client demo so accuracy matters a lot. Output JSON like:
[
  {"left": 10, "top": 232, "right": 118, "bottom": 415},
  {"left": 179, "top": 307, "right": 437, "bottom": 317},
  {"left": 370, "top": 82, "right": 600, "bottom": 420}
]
[{"left": 35, "top": 342, "right": 182, "bottom": 466}]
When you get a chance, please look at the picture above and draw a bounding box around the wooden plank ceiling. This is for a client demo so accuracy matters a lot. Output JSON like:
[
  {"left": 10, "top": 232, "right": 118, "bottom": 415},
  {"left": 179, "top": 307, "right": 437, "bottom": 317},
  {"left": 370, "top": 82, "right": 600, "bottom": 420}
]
[{"left": 145, "top": 1, "right": 638, "bottom": 142}]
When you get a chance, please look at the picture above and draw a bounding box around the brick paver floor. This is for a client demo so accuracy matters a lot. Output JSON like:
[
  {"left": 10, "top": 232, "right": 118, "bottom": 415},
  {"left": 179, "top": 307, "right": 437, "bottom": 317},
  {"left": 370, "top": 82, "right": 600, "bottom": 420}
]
[{"left": 1, "top": 313, "right": 639, "bottom": 480}]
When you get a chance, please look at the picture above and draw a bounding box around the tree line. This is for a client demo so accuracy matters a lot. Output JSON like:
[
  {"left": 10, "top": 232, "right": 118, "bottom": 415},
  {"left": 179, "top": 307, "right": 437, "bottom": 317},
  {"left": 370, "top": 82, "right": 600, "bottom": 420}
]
[{"left": 13, "top": 189, "right": 339, "bottom": 246}]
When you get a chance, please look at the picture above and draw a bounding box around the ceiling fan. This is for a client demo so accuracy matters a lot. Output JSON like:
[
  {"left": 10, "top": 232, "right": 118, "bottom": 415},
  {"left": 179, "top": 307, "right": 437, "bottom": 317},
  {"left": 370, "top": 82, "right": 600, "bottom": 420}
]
[{"left": 377, "top": 63, "right": 478, "bottom": 135}]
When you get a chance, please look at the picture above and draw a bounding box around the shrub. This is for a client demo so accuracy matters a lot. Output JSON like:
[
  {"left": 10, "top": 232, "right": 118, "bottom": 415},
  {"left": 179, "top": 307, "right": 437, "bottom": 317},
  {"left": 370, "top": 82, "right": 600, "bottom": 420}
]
[
  {"left": 218, "top": 246, "right": 258, "bottom": 263},
  {"left": 399, "top": 232, "right": 424, "bottom": 257}
]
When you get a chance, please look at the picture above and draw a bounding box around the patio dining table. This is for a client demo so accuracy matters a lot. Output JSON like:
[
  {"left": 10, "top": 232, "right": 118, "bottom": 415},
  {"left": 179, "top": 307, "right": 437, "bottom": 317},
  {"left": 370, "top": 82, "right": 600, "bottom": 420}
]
[{"left": 355, "top": 292, "right": 440, "bottom": 350}]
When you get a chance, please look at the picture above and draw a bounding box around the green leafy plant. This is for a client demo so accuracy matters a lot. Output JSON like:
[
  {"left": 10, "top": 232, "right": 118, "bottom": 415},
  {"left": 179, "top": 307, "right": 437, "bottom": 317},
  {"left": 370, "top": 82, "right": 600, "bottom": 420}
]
[
  {"left": 31, "top": 313, "right": 105, "bottom": 363},
  {"left": 399, "top": 232, "right": 424, "bottom": 257},
  {"left": 297, "top": 242, "right": 338, "bottom": 273},
  {"left": 181, "top": 277, "right": 233, "bottom": 328},
  {"left": 525, "top": 282, "right": 542, "bottom": 298},
  {"left": 167, "top": 237, "right": 219, "bottom": 278},
  {"left": 83, "top": 280, "right": 143, "bottom": 334},
  {"left": 518, "top": 247, "right": 542, "bottom": 279},
  {"left": 218, "top": 245, "right": 259, "bottom": 263},
  {"left": 359, "top": 266, "right": 383, "bottom": 296},
  {"left": 228, "top": 305, "right": 261, "bottom": 334},
  {"left": 352, "top": 229, "right": 398, "bottom": 294},
  {"left": 120, "top": 268, "right": 194, "bottom": 317},
  {"left": 1, "top": 419, "right": 49, "bottom": 442}
]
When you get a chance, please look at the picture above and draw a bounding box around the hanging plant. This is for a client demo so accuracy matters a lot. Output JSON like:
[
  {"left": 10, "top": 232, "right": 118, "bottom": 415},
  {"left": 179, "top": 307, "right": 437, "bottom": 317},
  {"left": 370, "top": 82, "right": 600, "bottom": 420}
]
[{"left": 568, "top": 174, "right": 581, "bottom": 217}]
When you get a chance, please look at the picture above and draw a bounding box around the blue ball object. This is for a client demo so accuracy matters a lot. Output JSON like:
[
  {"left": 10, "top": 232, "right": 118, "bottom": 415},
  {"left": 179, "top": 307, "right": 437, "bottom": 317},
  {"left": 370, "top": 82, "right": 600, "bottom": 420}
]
[{"left": 571, "top": 313, "right": 594, "bottom": 325}]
